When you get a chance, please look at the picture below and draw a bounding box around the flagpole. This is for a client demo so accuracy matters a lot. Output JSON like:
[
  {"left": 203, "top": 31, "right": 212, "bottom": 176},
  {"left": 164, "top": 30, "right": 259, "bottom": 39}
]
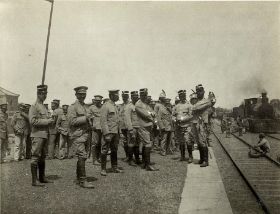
[{"left": 42, "top": 0, "right": 54, "bottom": 85}]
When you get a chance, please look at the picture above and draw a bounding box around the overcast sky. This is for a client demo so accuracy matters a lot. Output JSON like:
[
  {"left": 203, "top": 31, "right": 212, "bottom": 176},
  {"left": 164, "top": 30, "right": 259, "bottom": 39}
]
[{"left": 1, "top": 0, "right": 279, "bottom": 108}]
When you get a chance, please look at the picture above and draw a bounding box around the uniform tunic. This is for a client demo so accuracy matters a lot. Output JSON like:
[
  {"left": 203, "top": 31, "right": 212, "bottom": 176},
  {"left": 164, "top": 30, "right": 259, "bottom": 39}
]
[{"left": 124, "top": 102, "right": 140, "bottom": 147}]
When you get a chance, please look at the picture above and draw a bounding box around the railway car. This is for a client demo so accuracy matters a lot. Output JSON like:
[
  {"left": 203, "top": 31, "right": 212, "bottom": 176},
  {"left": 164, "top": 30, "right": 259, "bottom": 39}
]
[{"left": 235, "top": 92, "right": 280, "bottom": 133}]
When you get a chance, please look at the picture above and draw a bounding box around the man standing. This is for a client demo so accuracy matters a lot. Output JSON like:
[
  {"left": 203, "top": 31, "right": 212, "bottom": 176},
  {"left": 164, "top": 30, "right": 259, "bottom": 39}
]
[
  {"left": 0, "top": 101, "right": 8, "bottom": 163},
  {"left": 89, "top": 95, "right": 103, "bottom": 165},
  {"left": 135, "top": 88, "right": 158, "bottom": 171},
  {"left": 124, "top": 91, "right": 141, "bottom": 166},
  {"left": 67, "top": 86, "right": 94, "bottom": 188},
  {"left": 173, "top": 90, "right": 193, "bottom": 162},
  {"left": 157, "top": 98, "right": 173, "bottom": 156},
  {"left": 192, "top": 84, "right": 216, "bottom": 167},
  {"left": 24, "top": 104, "right": 32, "bottom": 159},
  {"left": 48, "top": 99, "right": 63, "bottom": 159},
  {"left": 100, "top": 90, "right": 122, "bottom": 176},
  {"left": 56, "top": 105, "right": 70, "bottom": 159},
  {"left": 118, "top": 91, "right": 130, "bottom": 161},
  {"left": 11, "top": 103, "right": 29, "bottom": 161},
  {"left": 29, "top": 85, "right": 53, "bottom": 186}
]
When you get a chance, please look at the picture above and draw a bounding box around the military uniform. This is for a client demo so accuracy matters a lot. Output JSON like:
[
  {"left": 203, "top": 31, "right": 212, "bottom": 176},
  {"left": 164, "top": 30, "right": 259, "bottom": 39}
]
[
  {"left": 118, "top": 91, "right": 130, "bottom": 160},
  {"left": 124, "top": 91, "right": 141, "bottom": 165},
  {"left": 24, "top": 104, "right": 32, "bottom": 159},
  {"left": 29, "top": 85, "right": 52, "bottom": 186},
  {"left": 157, "top": 99, "right": 173, "bottom": 156},
  {"left": 68, "top": 86, "right": 94, "bottom": 188},
  {"left": 135, "top": 88, "right": 158, "bottom": 171},
  {"left": 48, "top": 99, "right": 63, "bottom": 159},
  {"left": 192, "top": 84, "right": 216, "bottom": 167},
  {"left": 89, "top": 95, "right": 103, "bottom": 165},
  {"left": 173, "top": 90, "right": 193, "bottom": 162},
  {"left": 0, "top": 102, "right": 8, "bottom": 163},
  {"left": 11, "top": 103, "right": 29, "bottom": 161},
  {"left": 56, "top": 105, "right": 71, "bottom": 159}
]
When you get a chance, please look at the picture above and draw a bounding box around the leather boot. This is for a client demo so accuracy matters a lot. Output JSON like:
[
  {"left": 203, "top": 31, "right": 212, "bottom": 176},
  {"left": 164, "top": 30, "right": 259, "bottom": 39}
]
[
  {"left": 134, "top": 146, "right": 142, "bottom": 165},
  {"left": 128, "top": 147, "right": 137, "bottom": 166},
  {"left": 123, "top": 145, "right": 129, "bottom": 162},
  {"left": 198, "top": 147, "right": 203, "bottom": 164},
  {"left": 180, "top": 145, "right": 187, "bottom": 161},
  {"left": 31, "top": 163, "right": 44, "bottom": 187},
  {"left": 200, "top": 147, "right": 209, "bottom": 167},
  {"left": 75, "top": 160, "right": 80, "bottom": 184},
  {"left": 141, "top": 146, "right": 146, "bottom": 169},
  {"left": 79, "top": 159, "right": 94, "bottom": 188},
  {"left": 38, "top": 160, "right": 52, "bottom": 183},
  {"left": 145, "top": 147, "right": 158, "bottom": 171},
  {"left": 100, "top": 153, "right": 107, "bottom": 176},
  {"left": 187, "top": 146, "right": 193, "bottom": 163},
  {"left": 111, "top": 151, "right": 123, "bottom": 173},
  {"left": 92, "top": 146, "right": 100, "bottom": 165}
]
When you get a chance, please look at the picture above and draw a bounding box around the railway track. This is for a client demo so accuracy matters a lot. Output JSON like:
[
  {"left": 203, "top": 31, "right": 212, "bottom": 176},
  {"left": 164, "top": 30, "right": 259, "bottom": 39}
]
[
  {"left": 213, "top": 126, "right": 280, "bottom": 214},
  {"left": 266, "top": 134, "right": 280, "bottom": 141}
]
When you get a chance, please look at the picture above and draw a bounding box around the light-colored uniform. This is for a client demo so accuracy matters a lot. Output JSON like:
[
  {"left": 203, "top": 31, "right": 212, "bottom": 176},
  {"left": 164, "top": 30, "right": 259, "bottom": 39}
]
[
  {"left": 56, "top": 113, "right": 71, "bottom": 159},
  {"left": 124, "top": 102, "right": 140, "bottom": 147}
]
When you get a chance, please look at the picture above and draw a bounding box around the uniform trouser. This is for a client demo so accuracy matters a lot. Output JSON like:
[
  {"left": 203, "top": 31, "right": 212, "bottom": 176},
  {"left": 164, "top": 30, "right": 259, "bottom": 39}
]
[
  {"left": 0, "top": 138, "right": 8, "bottom": 162},
  {"left": 121, "top": 129, "right": 128, "bottom": 157},
  {"left": 160, "top": 131, "right": 172, "bottom": 154},
  {"left": 193, "top": 123, "right": 208, "bottom": 162},
  {"left": 92, "top": 129, "right": 102, "bottom": 160},
  {"left": 31, "top": 137, "right": 48, "bottom": 165},
  {"left": 48, "top": 133, "right": 60, "bottom": 159},
  {"left": 72, "top": 133, "right": 90, "bottom": 159},
  {"left": 25, "top": 134, "right": 32, "bottom": 159},
  {"left": 138, "top": 126, "right": 153, "bottom": 148},
  {"left": 14, "top": 134, "right": 27, "bottom": 160},
  {"left": 59, "top": 134, "right": 70, "bottom": 159}
]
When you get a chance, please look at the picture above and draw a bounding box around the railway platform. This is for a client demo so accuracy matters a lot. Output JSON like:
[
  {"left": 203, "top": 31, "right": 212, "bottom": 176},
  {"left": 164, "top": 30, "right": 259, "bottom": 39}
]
[{"left": 178, "top": 148, "right": 233, "bottom": 214}]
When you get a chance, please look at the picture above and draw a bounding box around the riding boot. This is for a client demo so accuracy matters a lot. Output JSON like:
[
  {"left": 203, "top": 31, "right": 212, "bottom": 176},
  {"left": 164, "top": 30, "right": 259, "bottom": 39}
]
[
  {"left": 100, "top": 153, "right": 107, "bottom": 176},
  {"left": 145, "top": 147, "right": 158, "bottom": 171},
  {"left": 187, "top": 146, "right": 193, "bottom": 163},
  {"left": 198, "top": 146, "right": 203, "bottom": 164},
  {"left": 31, "top": 163, "right": 44, "bottom": 187},
  {"left": 141, "top": 146, "right": 146, "bottom": 169},
  {"left": 38, "top": 160, "right": 52, "bottom": 183},
  {"left": 92, "top": 146, "right": 100, "bottom": 165},
  {"left": 134, "top": 146, "right": 142, "bottom": 164},
  {"left": 79, "top": 159, "right": 94, "bottom": 188},
  {"left": 123, "top": 145, "right": 129, "bottom": 161},
  {"left": 111, "top": 151, "right": 122, "bottom": 173},
  {"left": 180, "top": 144, "right": 187, "bottom": 161},
  {"left": 128, "top": 147, "right": 136, "bottom": 166},
  {"left": 200, "top": 147, "right": 209, "bottom": 167}
]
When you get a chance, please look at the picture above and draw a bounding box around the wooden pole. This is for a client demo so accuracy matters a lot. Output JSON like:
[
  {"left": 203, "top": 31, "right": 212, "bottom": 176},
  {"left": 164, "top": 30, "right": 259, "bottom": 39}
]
[{"left": 42, "top": 0, "right": 54, "bottom": 85}]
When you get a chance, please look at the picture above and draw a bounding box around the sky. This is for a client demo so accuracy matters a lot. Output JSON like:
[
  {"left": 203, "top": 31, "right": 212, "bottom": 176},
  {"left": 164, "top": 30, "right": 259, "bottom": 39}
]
[{"left": 0, "top": 0, "right": 280, "bottom": 108}]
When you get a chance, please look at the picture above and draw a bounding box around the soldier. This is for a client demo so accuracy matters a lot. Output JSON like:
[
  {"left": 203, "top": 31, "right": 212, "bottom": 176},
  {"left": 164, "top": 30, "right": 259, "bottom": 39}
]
[
  {"left": 11, "top": 103, "right": 29, "bottom": 161},
  {"left": 124, "top": 91, "right": 141, "bottom": 166},
  {"left": 154, "top": 90, "right": 166, "bottom": 114},
  {"left": 192, "top": 84, "right": 216, "bottom": 167},
  {"left": 67, "top": 86, "right": 94, "bottom": 188},
  {"left": 89, "top": 95, "right": 103, "bottom": 165},
  {"left": 173, "top": 90, "right": 193, "bottom": 162},
  {"left": 236, "top": 116, "right": 243, "bottom": 136},
  {"left": 100, "top": 90, "right": 122, "bottom": 176},
  {"left": 225, "top": 117, "right": 231, "bottom": 138},
  {"left": 157, "top": 98, "right": 174, "bottom": 156},
  {"left": 147, "top": 95, "right": 159, "bottom": 150},
  {"left": 44, "top": 104, "right": 51, "bottom": 117},
  {"left": 118, "top": 91, "right": 130, "bottom": 161},
  {"left": 56, "top": 104, "right": 71, "bottom": 159},
  {"left": 24, "top": 104, "right": 32, "bottom": 159},
  {"left": 0, "top": 101, "right": 8, "bottom": 163},
  {"left": 29, "top": 85, "right": 53, "bottom": 186},
  {"left": 135, "top": 88, "right": 158, "bottom": 171},
  {"left": 47, "top": 99, "right": 63, "bottom": 159},
  {"left": 189, "top": 93, "right": 198, "bottom": 151}
]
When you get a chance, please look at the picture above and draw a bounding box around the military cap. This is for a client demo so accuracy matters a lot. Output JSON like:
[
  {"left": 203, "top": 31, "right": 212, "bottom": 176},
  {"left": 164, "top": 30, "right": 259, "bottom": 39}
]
[
  {"left": 165, "top": 98, "right": 171, "bottom": 103},
  {"left": 122, "top": 91, "right": 129, "bottom": 95},
  {"left": 62, "top": 104, "right": 69, "bottom": 108},
  {"left": 103, "top": 98, "right": 109, "bottom": 103},
  {"left": 195, "top": 84, "right": 204, "bottom": 91},
  {"left": 94, "top": 95, "right": 103, "bottom": 101},
  {"left": 178, "top": 90, "right": 186, "bottom": 95},
  {"left": 18, "top": 103, "right": 25, "bottom": 109},
  {"left": 159, "top": 90, "right": 166, "bottom": 98},
  {"left": 108, "top": 90, "right": 119, "bottom": 95},
  {"left": 259, "top": 133, "right": 265, "bottom": 138},
  {"left": 37, "top": 85, "right": 48, "bottom": 93},
  {"left": 139, "top": 88, "right": 148, "bottom": 95},
  {"left": 147, "top": 95, "right": 151, "bottom": 99},
  {"left": 52, "top": 99, "right": 60, "bottom": 105},
  {"left": 24, "top": 104, "right": 31, "bottom": 108},
  {"left": 131, "top": 91, "right": 138, "bottom": 96},
  {"left": 74, "top": 86, "right": 88, "bottom": 94},
  {"left": 189, "top": 93, "right": 197, "bottom": 99}
]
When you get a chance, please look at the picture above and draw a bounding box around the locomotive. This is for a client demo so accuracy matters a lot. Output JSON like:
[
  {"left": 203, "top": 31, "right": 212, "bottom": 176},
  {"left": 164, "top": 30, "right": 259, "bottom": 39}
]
[{"left": 232, "top": 92, "right": 280, "bottom": 133}]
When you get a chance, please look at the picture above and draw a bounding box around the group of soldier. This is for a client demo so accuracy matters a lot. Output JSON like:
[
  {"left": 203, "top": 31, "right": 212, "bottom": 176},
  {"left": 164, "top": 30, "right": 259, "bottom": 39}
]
[{"left": 0, "top": 83, "right": 216, "bottom": 189}]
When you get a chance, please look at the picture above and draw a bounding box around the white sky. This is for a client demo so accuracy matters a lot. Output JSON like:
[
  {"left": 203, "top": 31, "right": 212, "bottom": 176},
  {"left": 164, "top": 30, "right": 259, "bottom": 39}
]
[{"left": 0, "top": 0, "right": 280, "bottom": 108}]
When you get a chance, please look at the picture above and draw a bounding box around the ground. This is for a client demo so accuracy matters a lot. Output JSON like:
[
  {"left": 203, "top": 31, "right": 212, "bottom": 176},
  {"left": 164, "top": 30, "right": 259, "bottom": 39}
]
[{"left": 0, "top": 150, "right": 187, "bottom": 214}]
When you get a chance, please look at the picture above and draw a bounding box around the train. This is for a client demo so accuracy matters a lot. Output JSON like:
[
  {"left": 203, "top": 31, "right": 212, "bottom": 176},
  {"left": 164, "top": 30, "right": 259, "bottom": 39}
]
[{"left": 232, "top": 92, "right": 280, "bottom": 133}]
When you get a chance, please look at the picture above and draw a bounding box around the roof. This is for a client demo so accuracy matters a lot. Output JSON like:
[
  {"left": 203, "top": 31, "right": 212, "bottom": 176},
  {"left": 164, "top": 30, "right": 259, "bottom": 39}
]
[{"left": 0, "top": 86, "right": 20, "bottom": 97}]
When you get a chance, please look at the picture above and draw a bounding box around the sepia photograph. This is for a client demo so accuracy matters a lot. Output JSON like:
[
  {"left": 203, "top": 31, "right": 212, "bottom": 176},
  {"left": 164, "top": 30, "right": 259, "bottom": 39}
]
[{"left": 0, "top": 0, "right": 280, "bottom": 213}]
